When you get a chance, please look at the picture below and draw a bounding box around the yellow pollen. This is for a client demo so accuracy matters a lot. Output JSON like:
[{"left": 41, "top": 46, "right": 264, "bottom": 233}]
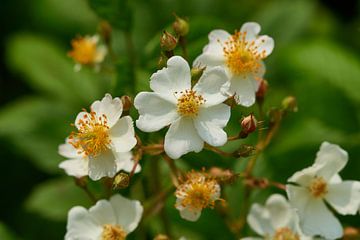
[
  {"left": 272, "top": 227, "right": 300, "bottom": 240},
  {"left": 223, "top": 31, "right": 265, "bottom": 76},
  {"left": 69, "top": 110, "right": 111, "bottom": 157},
  {"left": 176, "top": 90, "right": 205, "bottom": 117},
  {"left": 309, "top": 176, "right": 328, "bottom": 198},
  {"left": 176, "top": 172, "right": 219, "bottom": 211},
  {"left": 68, "top": 37, "right": 98, "bottom": 65},
  {"left": 101, "top": 224, "right": 127, "bottom": 240}
]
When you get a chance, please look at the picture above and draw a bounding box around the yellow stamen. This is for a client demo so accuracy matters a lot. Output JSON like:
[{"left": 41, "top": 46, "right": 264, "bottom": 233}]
[
  {"left": 272, "top": 227, "right": 300, "bottom": 240},
  {"left": 68, "top": 36, "right": 98, "bottom": 65},
  {"left": 176, "top": 90, "right": 205, "bottom": 117},
  {"left": 69, "top": 110, "right": 111, "bottom": 157},
  {"left": 223, "top": 31, "right": 265, "bottom": 76},
  {"left": 309, "top": 176, "right": 328, "bottom": 198},
  {"left": 102, "top": 224, "right": 127, "bottom": 240}
]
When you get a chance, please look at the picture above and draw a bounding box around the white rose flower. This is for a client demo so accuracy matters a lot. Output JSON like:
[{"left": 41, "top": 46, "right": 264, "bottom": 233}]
[
  {"left": 194, "top": 22, "right": 274, "bottom": 107},
  {"left": 242, "top": 194, "right": 312, "bottom": 240},
  {"left": 286, "top": 142, "right": 360, "bottom": 240},
  {"left": 134, "top": 56, "right": 231, "bottom": 159},
  {"left": 59, "top": 94, "right": 138, "bottom": 180},
  {"left": 65, "top": 194, "right": 143, "bottom": 240}
]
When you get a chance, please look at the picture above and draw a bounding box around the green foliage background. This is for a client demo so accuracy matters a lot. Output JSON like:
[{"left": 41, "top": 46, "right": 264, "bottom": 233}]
[{"left": 0, "top": 0, "right": 359, "bottom": 239}]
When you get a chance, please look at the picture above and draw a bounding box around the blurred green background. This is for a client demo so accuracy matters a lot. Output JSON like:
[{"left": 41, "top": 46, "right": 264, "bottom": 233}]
[{"left": 0, "top": 0, "right": 360, "bottom": 239}]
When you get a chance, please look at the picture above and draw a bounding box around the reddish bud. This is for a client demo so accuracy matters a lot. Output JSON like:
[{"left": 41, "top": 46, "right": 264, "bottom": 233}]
[
  {"left": 121, "top": 95, "right": 132, "bottom": 112},
  {"left": 160, "top": 31, "right": 177, "bottom": 51},
  {"left": 256, "top": 79, "right": 268, "bottom": 100},
  {"left": 240, "top": 114, "right": 257, "bottom": 137}
]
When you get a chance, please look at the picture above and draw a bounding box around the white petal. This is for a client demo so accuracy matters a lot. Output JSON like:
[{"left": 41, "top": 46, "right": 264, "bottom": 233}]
[
  {"left": 230, "top": 76, "right": 259, "bottom": 107},
  {"left": 58, "top": 141, "right": 81, "bottom": 159},
  {"left": 150, "top": 56, "right": 191, "bottom": 103},
  {"left": 74, "top": 111, "right": 88, "bottom": 129},
  {"left": 91, "top": 94, "right": 123, "bottom": 128},
  {"left": 89, "top": 199, "right": 116, "bottom": 225},
  {"left": 247, "top": 203, "right": 274, "bottom": 236},
  {"left": 65, "top": 206, "right": 102, "bottom": 240},
  {"left": 314, "top": 142, "right": 348, "bottom": 181},
  {"left": 265, "top": 194, "right": 292, "bottom": 230},
  {"left": 287, "top": 165, "right": 321, "bottom": 187},
  {"left": 134, "top": 92, "right": 179, "bottom": 132},
  {"left": 88, "top": 150, "right": 117, "bottom": 180},
  {"left": 95, "top": 45, "right": 107, "bottom": 63},
  {"left": 164, "top": 117, "right": 204, "bottom": 159},
  {"left": 115, "top": 151, "right": 141, "bottom": 173},
  {"left": 194, "top": 105, "right": 230, "bottom": 146},
  {"left": 209, "top": 29, "right": 232, "bottom": 43},
  {"left": 109, "top": 194, "right": 143, "bottom": 233},
  {"left": 254, "top": 35, "right": 274, "bottom": 58},
  {"left": 109, "top": 116, "right": 137, "bottom": 153},
  {"left": 325, "top": 181, "right": 360, "bottom": 215},
  {"left": 240, "top": 22, "right": 261, "bottom": 41},
  {"left": 286, "top": 185, "right": 343, "bottom": 239},
  {"left": 179, "top": 207, "right": 202, "bottom": 222},
  {"left": 59, "top": 158, "right": 88, "bottom": 178},
  {"left": 193, "top": 67, "right": 230, "bottom": 107}
]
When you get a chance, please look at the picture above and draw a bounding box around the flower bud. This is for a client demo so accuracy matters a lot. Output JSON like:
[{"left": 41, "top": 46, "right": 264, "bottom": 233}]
[
  {"left": 121, "top": 95, "right": 132, "bottom": 112},
  {"left": 282, "top": 96, "right": 298, "bottom": 112},
  {"left": 256, "top": 79, "right": 268, "bottom": 100},
  {"left": 154, "top": 234, "right": 170, "bottom": 240},
  {"left": 191, "top": 66, "right": 205, "bottom": 82},
  {"left": 99, "top": 21, "right": 112, "bottom": 45},
  {"left": 173, "top": 15, "right": 189, "bottom": 37},
  {"left": 209, "top": 167, "right": 236, "bottom": 184},
  {"left": 160, "top": 31, "right": 177, "bottom": 51},
  {"left": 74, "top": 176, "right": 88, "bottom": 187},
  {"left": 240, "top": 114, "right": 257, "bottom": 137},
  {"left": 234, "top": 144, "right": 256, "bottom": 158},
  {"left": 158, "top": 53, "right": 167, "bottom": 69},
  {"left": 113, "top": 172, "right": 130, "bottom": 190}
]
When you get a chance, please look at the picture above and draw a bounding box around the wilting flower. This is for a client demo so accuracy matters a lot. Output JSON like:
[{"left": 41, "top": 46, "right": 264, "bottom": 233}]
[
  {"left": 68, "top": 35, "right": 107, "bottom": 71},
  {"left": 286, "top": 142, "right": 360, "bottom": 240},
  {"left": 65, "top": 194, "right": 143, "bottom": 240},
  {"left": 194, "top": 22, "right": 274, "bottom": 107},
  {"left": 134, "top": 56, "right": 230, "bottom": 159},
  {"left": 242, "top": 194, "right": 311, "bottom": 240},
  {"left": 175, "top": 171, "right": 221, "bottom": 221},
  {"left": 59, "top": 94, "right": 138, "bottom": 181}
]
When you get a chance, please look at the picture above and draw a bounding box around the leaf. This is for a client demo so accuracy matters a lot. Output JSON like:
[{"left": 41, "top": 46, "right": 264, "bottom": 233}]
[
  {"left": 0, "top": 222, "right": 17, "bottom": 240},
  {"left": 26, "top": 178, "right": 92, "bottom": 221}
]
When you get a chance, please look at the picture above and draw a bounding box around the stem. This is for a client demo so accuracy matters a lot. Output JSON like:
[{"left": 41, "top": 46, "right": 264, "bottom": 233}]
[
  {"left": 228, "top": 134, "right": 241, "bottom": 141},
  {"left": 162, "top": 154, "right": 180, "bottom": 186},
  {"left": 179, "top": 36, "right": 188, "bottom": 60},
  {"left": 204, "top": 144, "right": 234, "bottom": 158},
  {"left": 74, "top": 178, "right": 97, "bottom": 203}
]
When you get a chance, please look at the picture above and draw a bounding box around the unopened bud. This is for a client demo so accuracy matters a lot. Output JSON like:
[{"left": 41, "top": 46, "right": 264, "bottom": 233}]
[
  {"left": 74, "top": 176, "right": 88, "bottom": 188},
  {"left": 282, "top": 96, "right": 298, "bottom": 112},
  {"left": 158, "top": 53, "right": 167, "bottom": 69},
  {"left": 99, "top": 21, "right": 112, "bottom": 45},
  {"left": 121, "top": 95, "right": 132, "bottom": 112},
  {"left": 256, "top": 79, "right": 268, "bottom": 100},
  {"left": 113, "top": 172, "right": 130, "bottom": 189},
  {"left": 209, "top": 167, "right": 236, "bottom": 184},
  {"left": 173, "top": 15, "right": 189, "bottom": 37},
  {"left": 160, "top": 31, "right": 177, "bottom": 51},
  {"left": 191, "top": 66, "right": 205, "bottom": 82},
  {"left": 154, "top": 234, "right": 170, "bottom": 240},
  {"left": 240, "top": 114, "right": 257, "bottom": 137},
  {"left": 235, "top": 144, "right": 256, "bottom": 158}
]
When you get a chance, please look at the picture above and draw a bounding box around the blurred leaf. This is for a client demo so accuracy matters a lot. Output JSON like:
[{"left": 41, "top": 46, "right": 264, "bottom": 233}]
[
  {"left": 6, "top": 34, "right": 103, "bottom": 106},
  {"left": 0, "top": 222, "right": 17, "bottom": 240},
  {"left": 26, "top": 178, "right": 91, "bottom": 221}
]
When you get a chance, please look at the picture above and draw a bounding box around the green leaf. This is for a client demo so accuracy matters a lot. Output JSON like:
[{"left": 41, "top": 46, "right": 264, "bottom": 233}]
[
  {"left": 26, "top": 178, "right": 92, "bottom": 221},
  {"left": 6, "top": 34, "right": 103, "bottom": 106},
  {"left": 0, "top": 222, "right": 18, "bottom": 240}
]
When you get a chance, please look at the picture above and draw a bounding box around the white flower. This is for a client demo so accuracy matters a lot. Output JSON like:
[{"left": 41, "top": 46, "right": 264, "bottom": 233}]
[
  {"left": 175, "top": 171, "right": 221, "bottom": 222},
  {"left": 194, "top": 22, "right": 274, "bottom": 107},
  {"left": 134, "top": 56, "right": 231, "bottom": 159},
  {"left": 59, "top": 94, "right": 138, "bottom": 181},
  {"left": 242, "top": 194, "right": 312, "bottom": 240},
  {"left": 286, "top": 142, "right": 360, "bottom": 240},
  {"left": 65, "top": 194, "right": 143, "bottom": 240}
]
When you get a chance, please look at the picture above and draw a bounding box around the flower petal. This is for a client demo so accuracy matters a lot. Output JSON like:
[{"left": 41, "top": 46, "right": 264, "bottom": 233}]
[
  {"left": 179, "top": 207, "right": 202, "bottom": 222},
  {"left": 194, "top": 105, "right": 230, "bottom": 146},
  {"left": 254, "top": 35, "right": 274, "bottom": 57},
  {"left": 91, "top": 94, "right": 123, "bottom": 128},
  {"left": 134, "top": 92, "right": 179, "bottom": 132},
  {"left": 114, "top": 151, "right": 141, "bottom": 173},
  {"left": 59, "top": 159, "right": 88, "bottom": 178},
  {"left": 193, "top": 67, "right": 230, "bottom": 107},
  {"left": 325, "top": 181, "right": 360, "bottom": 215},
  {"left": 58, "top": 141, "right": 81, "bottom": 159},
  {"left": 88, "top": 150, "right": 117, "bottom": 180},
  {"left": 287, "top": 165, "right": 321, "bottom": 187},
  {"left": 247, "top": 203, "right": 274, "bottom": 236},
  {"left": 164, "top": 117, "right": 204, "bottom": 159},
  {"left": 230, "top": 76, "right": 259, "bottom": 107},
  {"left": 150, "top": 56, "right": 191, "bottom": 103},
  {"left": 109, "top": 194, "right": 143, "bottom": 233},
  {"left": 74, "top": 111, "right": 88, "bottom": 129},
  {"left": 109, "top": 116, "right": 137, "bottom": 153},
  {"left": 89, "top": 199, "right": 116, "bottom": 225},
  {"left": 315, "top": 142, "right": 348, "bottom": 181},
  {"left": 65, "top": 206, "right": 102, "bottom": 240},
  {"left": 240, "top": 22, "right": 261, "bottom": 41},
  {"left": 266, "top": 194, "right": 292, "bottom": 230}
]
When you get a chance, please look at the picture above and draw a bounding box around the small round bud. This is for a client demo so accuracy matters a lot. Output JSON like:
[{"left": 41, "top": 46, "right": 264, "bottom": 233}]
[
  {"left": 113, "top": 172, "right": 130, "bottom": 190},
  {"left": 121, "top": 95, "right": 132, "bottom": 112},
  {"left": 160, "top": 31, "right": 177, "bottom": 51},
  {"left": 235, "top": 144, "right": 256, "bottom": 158},
  {"left": 154, "top": 234, "right": 170, "bottom": 240},
  {"left": 282, "top": 96, "right": 298, "bottom": 112},
  {"left": 173, "top": 15, "right": 189, "bottom": 36},
  {"left": 256, "top": 79, "right": 268, "bottom": 100},
  {"left": 191, "top": 66, "right": 205, "bottom": 82},
  {"left": 240, "top": 114, "right": 257, "bottom": 137},
  {"left": 74, "top": 176, "right": 88, "bottom": 188}
]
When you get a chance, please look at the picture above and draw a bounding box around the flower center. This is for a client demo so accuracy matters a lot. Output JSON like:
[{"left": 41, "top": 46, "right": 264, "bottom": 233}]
[
  {"left": 309, "top": 176, "right": 328, "bottom": 198},
  {"left": 272, "top": 227, "right": 300, "bottom": 240},
  {"left": 223, "top": 31, "right": 264, "bottom": 76},
  {"left": 176, "top": 90, "right": 205, "bottom": 117},
  {"left": 68, "top": 37, "right": 97, "bottom": 65},
  {"left": 101, "top": 224, "right": 127, "bottom": 240},
  {"left": 69, "top": 111, "right": 111, "bottom": 157}
]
